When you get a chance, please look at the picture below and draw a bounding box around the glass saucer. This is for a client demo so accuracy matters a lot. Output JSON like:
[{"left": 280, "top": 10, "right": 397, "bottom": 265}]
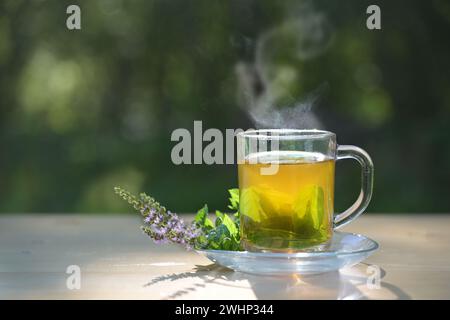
[{"left": 196, "top": 232, "right": 378, "bottom": 275}]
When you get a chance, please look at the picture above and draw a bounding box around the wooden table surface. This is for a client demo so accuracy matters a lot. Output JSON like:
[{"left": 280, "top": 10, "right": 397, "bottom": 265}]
[{"left": 1, "top": 214, "right": 449, "bottom": 300}]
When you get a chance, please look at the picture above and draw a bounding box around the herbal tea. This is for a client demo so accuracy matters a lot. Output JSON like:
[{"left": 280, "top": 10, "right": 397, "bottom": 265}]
[{"left": 238, "top": 151, "right": 335, "bottom": 251}]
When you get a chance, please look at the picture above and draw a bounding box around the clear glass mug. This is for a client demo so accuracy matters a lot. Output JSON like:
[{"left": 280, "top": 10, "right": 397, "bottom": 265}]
[{"left": 236, "top": 129, "right": 374, "bottom": 252}]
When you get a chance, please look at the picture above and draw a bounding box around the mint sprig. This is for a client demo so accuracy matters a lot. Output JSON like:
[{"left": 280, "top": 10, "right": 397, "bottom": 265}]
[{"left": 114, "top": 187, "right": 241, "bottom": 251}]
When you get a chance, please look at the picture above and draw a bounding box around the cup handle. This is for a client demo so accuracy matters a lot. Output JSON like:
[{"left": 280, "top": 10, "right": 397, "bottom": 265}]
[{"left": 334, "top": 145, "right": 374, "bottom": 229}]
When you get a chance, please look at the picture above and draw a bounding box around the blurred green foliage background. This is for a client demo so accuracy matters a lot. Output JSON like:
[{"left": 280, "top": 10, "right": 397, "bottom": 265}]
[{"left": 0, "top": 0, "right": 449, "bottom": 214}]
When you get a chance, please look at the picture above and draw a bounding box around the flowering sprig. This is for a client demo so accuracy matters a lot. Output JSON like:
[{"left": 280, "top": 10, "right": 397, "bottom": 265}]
[
  {"left": 114, "top": 187, "right": 200, "bottom": 249},
  {"left": 114, "top": 187, "right": 241, "bottom": 251}
]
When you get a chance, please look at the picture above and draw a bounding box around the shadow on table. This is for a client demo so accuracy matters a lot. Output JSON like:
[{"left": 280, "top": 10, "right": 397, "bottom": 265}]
[{"left": 144, "top": 263, "right": 411, "bottom": 300}]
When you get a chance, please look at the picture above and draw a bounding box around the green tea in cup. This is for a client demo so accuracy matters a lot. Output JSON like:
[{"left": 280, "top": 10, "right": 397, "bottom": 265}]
[{"left": 237, "top": 129, "right": 373, "bottom": 252}]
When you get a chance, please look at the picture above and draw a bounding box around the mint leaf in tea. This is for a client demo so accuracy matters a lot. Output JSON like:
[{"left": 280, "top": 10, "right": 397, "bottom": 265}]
[{"left": 238, "top": 151, "right": 334, "bottom": 251}]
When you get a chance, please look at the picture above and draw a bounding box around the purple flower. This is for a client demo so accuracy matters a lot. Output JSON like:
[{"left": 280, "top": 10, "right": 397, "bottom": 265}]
[
  {"left": 143, "top": 216, "right": 152, "bottom": 224},
  {"left": 141, "top": 204, "right": 201, "bottom": 250},
  {"left": 114, "top": 187, "right": 205, "bottom": 250}
]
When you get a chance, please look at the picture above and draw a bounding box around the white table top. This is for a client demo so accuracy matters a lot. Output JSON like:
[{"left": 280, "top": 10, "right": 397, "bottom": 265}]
[{"left": 1, "top": 214, "right": 449, "bottom": 299}]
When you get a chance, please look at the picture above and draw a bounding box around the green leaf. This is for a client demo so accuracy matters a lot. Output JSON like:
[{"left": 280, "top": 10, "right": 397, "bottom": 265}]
[
  {"left": 207, "top": 224, "right": 228, "bottom": 246},
  {"left": 201, "top": 211, "right": 241, "bottom": 251},
  {"left": 195, "top": 205, "right": 214, "bottom": 230},
  {"left": 221, "top": 213, "right": 238, "bottom": 238},
  {"left": 193, "top": 204, "right": 241, "bottom": 250},
  {"left": 239, "top": 187, "right": 265, "bottom": 223},
  {"left": 215, "top": 210, "right": 224, "bottom": 220},
  {"left": 293, "top": 185, "right": 325, "bottom": 229},
  {"left": 228, "top": 188, "right": 240, "bottom": 211},
  {"left": 194, "top": 204, "right": 207, "bottom": 223},
  {"left": 310, "top": 187, "right": 325, "bottom": 229}
]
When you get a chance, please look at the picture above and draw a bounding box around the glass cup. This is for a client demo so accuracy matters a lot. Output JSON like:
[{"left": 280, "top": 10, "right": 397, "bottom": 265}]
[{"left": 236, "top": 129, "right": 374, "bottom": 252}]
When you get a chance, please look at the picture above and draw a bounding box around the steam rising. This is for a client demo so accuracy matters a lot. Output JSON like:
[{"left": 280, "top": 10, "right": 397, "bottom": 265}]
[{"left": 236, "top": 3, "right": 333, "bottom": 129}]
